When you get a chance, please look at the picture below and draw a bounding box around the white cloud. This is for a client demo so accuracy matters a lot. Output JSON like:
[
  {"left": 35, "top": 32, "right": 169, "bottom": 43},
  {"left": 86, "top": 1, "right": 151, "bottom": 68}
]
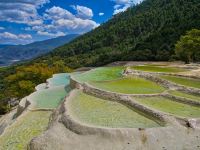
[
  {"left": 0, "top": 32, "right": 32, "bottom": 40},
  {"left": 0, "top": 0, "right": 49, "bottom": 25},
  {"left": 0, "top": 2, "right": 99, "bottom": 40},
  {"left": 0, "top": 32, "right": 18, "bottom": 39},
  {"left": 114, "top": 4, "right": 121, "bottom": 9},
  {"left": 0, "top": 32, "right": 32, "bottom": 44},
  {"left": 28, "top": 19, "right": 43, "bottom": 26},
  {"left": 112, "top": 0, "right": 142, "bottom": 14},
  {"left": 113, "top": 0, "right": 132, "bottom": 4},
  {"left": 30, "top": 6, "right": 99, "bottom": 37},
  {"left": 113, "top": 4, "right": 130, "bottom": 14},
  {"left": 37, "top": 31, "right": 66, "bottom": 37},
  {"left": 18, "top": 34, "right": 32, "bottom": 39},
  {"left": 44, "top": 6, "right": 74, "bottom": 20},
  {"left": 53, "top": 18, "right": 98, "bottom": 31},
  {"left": 112, "top": 0, "right": 142, "bottom": 5},
  {"left": 0, "top": 0, "right": 49, "bottom": 5},
  {"left": 72, "top": 5, "right": 93, "bottom": 19},
  {"left": 99, "top": 12, "right": 104, "bottom": 16}
]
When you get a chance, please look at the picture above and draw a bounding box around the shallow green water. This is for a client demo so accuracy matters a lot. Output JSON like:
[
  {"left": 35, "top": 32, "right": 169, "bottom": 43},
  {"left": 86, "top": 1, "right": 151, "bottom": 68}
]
[
  {"left": 68, "top": 91, "right": 162, "bottom": 128},
  {"left": 169, "top": 90, "right": 200, "bottom": 102},
  {"left": 160, "top": 75, "right": 200, "bottom": 89},
  {"left": 0, "top": 111, "right": 51, "bottom": 150},
  {"left": 90, "top": 76, "right": 165, "bottom": 94},
  {"left": 29, "top": 73, "right": 71, "bottom": 109},
  {"left": 134, "top": 96, "right": 200, "bottom": 118},
  {"left": 47, "top": 73, "right": 70, "bottom": 87},
  {"left": 132, "top": 65, "right": 185, "bottom": 73},
  {"left": 73, "top": 67, "right": 124, "bottom": 83},
  {"left": 30, "top": 86, "right": 70, "bottom": 109}
]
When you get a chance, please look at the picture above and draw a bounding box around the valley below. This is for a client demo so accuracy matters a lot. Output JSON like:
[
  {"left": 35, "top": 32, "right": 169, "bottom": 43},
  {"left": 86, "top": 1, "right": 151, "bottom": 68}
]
[
  {"left": 0, "top": 34, "right": 79, "bottom": 67},
  {"left": 1, "top": 61, "right": 200, "bottom": 150}
]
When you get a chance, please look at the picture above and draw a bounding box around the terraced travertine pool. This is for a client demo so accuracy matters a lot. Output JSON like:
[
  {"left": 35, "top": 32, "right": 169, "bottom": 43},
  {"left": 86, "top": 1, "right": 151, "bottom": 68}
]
[
  {"left": 0, "top": 111, "right": 51, "bottom": 150},
  {"left": 89, "top": 76, "right": 165, "bottom": 94},
  {"left": 0, "top": 73, "right": 73, "bottom": 149},
  {"left": 132, "top": 65, "right": 186, "bottom": 73},
  {"left": 28, "top": 73, "right": 71, "bottom": 109},
  {"left": 68, "top": 91, "right": 162, "bottom": 128},
  {"left": 47, "top": 73, "right": 70, "bottom": 87},
  {"left": 169, "top": 90, "right": 200, "bottom": 102},
  {"left": 160, "top": 75, "right": 200, "bottom": 89},
  {"left": 73, "top": 67, "right": 124, "bottom": 83},
  {"left": 134, "top": 96, "right": 200, "bottom": 118},
  {"left": 29, "top": 86, "right": 70, "bottom": 109}
]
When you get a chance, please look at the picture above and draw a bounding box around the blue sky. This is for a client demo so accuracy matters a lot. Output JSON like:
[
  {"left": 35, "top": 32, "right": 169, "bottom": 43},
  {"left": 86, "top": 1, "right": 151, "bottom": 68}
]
[{"left": 0, "top": 0, "right": 142, "bottom": 45}]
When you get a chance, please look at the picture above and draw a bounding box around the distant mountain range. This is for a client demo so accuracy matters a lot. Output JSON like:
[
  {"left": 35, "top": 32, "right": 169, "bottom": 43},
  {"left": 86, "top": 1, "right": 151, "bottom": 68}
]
[{"left": 0, "top": 34, "right": 79, "bottom": 66}]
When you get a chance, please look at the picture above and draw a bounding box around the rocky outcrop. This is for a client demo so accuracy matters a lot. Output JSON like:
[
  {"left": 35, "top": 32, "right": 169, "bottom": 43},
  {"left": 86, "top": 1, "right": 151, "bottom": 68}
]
[
  {"left": 188, "top": 119, "right": 200, "bottom": 129},
  {"left": 15, "top": 97, "right": 31, "bottom": 118}
]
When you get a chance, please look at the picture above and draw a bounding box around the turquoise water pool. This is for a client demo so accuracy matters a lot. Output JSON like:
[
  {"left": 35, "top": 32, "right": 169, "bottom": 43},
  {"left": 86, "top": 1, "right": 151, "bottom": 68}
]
[
  {"left": 29, "top": 73, "right": 71, "bottom": 109},
  {"left": 29, "top": 86, "right": 70, "bottom": 109},
  {"left": 47, "top": 73, "right": 70, "bottom": 87}
]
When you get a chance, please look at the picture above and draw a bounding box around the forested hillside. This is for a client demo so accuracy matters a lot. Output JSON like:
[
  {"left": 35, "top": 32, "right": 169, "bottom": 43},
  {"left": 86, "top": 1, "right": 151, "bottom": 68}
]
[{"left": 33, "top": 0, "right": 200, "bottom": 68}]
